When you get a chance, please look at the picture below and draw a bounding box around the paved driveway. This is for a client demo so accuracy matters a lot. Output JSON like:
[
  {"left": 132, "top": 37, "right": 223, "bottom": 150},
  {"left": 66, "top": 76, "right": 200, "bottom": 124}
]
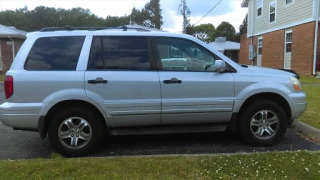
[{"left": 0, "top": 87, "right": 319, "bottom": 160}]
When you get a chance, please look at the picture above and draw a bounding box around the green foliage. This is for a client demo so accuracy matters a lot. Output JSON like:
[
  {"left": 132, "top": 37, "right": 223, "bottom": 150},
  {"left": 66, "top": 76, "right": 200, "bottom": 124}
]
[
  {"left": 144, "top": 0, "right": 163, "bottom": 29},
  {"left": 215, "top": 21, "right": 236, "bottom": 41},
  {"left": 105, "top": 15, "right": 130, "bottom": 27},
  {"left": 239, "top": 13, "right": 248, "bottom": 35},
  {"left": 0, "top": 0, "right": 163, "bottom": 31},
  {"left": 189, "top": 23, "right": 216, "bottom": 43},
  {"left": 130, "top": 0, "right": 163, "bottom": 29},
  {"left": 188, "top": 22, "right": 239, "bottom": 43},
  {"left": 0, "top": 6, "right": 105, "bottom": 31},
  {"left": 130, "top": 7, "right": 148, "bottom": 26}
]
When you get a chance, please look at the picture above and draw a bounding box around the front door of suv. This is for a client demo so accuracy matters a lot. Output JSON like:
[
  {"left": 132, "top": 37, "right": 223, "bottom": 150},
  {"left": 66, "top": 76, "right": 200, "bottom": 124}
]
[
  {"left": 153, "top": 37, "right": 235, "bottom": 125},
  {"left": 85, "top": 36, "right": 161, "bottom": 127}
]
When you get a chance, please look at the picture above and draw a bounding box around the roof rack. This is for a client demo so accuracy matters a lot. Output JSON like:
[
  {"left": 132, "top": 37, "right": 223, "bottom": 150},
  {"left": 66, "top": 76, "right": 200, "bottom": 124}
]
[{"left": 39, "top": 25, "right": 151, "bottom": 32}]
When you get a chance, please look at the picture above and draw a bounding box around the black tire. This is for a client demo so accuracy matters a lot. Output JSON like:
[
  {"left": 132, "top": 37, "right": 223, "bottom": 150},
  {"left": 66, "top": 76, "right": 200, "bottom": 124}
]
[
  {"left": 239, "top": 99, "right": 287, "bottom": 146},
  {"left": 48, "top": 106, "right": 104, "bottom": 157}
]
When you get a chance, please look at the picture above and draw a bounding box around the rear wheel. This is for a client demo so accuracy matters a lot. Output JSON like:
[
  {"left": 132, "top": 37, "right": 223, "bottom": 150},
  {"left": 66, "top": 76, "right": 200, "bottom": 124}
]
[
  {"left": 239, "top": 99, "right": 287, "bottom": 146},
  {"left": 48, "top": 106, "right": 103, "bottom": 157}
]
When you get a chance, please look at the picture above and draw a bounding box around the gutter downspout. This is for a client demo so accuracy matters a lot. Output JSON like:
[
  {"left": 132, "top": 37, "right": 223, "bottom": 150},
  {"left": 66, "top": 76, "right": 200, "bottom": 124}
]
[
  {"left": 313, "top": 0, "right": 319, "bottom": 76},
  {"left": 8, "top": 35, "right": 15, "bottom": 61},
  {"left": 251, "top": 0, "right": 255, "bottom": 66}
]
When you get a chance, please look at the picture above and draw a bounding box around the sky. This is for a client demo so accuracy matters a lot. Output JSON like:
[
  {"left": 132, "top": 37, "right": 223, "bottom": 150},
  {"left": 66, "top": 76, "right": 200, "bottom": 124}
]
[{"left": 0, "top": 0, "right": 248, "bottom": 33}]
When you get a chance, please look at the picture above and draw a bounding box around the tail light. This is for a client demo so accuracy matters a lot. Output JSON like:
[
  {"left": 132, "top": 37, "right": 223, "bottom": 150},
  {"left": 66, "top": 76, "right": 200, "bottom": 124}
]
[{"left": 4, "top": 75, "right": 13, "bottom": 99}]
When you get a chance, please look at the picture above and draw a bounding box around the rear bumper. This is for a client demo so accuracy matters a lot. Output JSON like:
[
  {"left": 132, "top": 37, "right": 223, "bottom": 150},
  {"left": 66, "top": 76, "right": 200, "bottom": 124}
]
[
  {"left": 288, "top": 92, "right": 307, "bottom": 123},
  {"left": 0, "top": 102, "right": 43, "bottom": 130}
]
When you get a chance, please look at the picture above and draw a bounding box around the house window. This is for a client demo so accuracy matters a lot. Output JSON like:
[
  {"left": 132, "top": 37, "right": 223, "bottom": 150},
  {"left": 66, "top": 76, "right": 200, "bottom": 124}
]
[
  {"left": 286, "top": 0, "right": 293, "bottom": 5},
  {"left": 258, "top": 37, "right": 263, "bottom": 55},
  {"left": 257, "top": 0, "right": 263, "bottom": 16},
  {"left": 285, "top": 30, "right": 292, "bottom": 53},
  {"left": 270, "top": 2, "right": 276, "bottom": 23}
]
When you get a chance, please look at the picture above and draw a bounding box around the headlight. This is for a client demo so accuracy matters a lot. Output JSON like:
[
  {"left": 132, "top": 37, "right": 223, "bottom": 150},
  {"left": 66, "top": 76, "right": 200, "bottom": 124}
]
[{"left": 290, "top": 76, "right": 302, "bottom": 92}]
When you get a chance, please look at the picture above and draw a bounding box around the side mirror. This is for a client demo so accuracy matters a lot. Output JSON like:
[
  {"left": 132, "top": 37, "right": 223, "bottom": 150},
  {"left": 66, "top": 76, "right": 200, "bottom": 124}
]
[{"left": 215, "top": 60, "right": 227, "bottom": 73}]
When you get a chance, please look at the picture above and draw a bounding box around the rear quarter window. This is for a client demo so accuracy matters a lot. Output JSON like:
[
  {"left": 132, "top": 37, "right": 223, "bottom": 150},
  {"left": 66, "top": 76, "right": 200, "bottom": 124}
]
[{"left": 24, "top": 36, "right": 85, "bottom": 70}]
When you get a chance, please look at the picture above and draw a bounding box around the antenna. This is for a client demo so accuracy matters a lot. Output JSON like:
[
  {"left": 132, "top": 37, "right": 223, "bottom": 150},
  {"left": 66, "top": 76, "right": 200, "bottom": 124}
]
[{"left": 179, "top": 0, "right": 191, "bottom": 34}]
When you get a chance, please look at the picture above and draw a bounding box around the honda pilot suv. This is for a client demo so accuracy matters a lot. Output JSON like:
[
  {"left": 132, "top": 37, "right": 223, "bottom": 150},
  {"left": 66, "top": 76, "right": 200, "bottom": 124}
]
[{"left": 0, "top": 26, "right": 306, "bottom": 156}]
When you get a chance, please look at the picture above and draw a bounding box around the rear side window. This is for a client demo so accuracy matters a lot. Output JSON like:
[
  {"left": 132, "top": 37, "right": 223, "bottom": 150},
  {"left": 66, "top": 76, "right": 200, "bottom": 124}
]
[
  {"left": 25, "top": 36, "right": 85, "bottom": 70},
  {"left": 88, "top": 36, "right": 151, "bottom": 70}
]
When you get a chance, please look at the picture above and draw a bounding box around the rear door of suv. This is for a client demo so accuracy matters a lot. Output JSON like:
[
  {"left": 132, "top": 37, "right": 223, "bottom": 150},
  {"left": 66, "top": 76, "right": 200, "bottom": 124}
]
[
  {"left": 152, "top": 37, "right": 235, "bottom": 125},
  {"left": 84, "top": 36, "right": 161, "bottom": 127}
]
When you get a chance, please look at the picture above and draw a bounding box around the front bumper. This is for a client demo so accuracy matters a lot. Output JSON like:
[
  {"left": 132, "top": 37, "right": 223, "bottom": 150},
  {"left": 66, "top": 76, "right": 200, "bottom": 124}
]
[
  {"left": 288, "top": 92, "right": 307, "bottom": 123},
  {"left": 0, "top": 102, "right": 43, "bottom": 130}
]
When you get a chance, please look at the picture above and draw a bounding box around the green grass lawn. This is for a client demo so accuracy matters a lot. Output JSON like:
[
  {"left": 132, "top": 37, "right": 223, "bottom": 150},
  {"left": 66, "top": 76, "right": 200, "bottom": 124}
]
[
  {"left": 0, "top": 74, "right": 4, "bottom": 81},
  {"left": 300, "top": 86, "right": 320, "bottom": 129},
  {"left": 300, "top": 75, "right": 320, "bottom": 84},
  {"left": 0, "top": 151, "right": 319, "bottom": 180}
]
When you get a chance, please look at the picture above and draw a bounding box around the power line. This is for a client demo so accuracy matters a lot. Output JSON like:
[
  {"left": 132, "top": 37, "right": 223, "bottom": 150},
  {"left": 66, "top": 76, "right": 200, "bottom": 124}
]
[{"left": 193, "top": 0, "right": 223, "bottom": 26}]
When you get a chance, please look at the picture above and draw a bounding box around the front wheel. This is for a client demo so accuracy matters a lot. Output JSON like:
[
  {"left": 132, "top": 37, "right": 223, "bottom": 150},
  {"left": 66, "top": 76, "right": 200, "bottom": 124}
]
[
  {"left": 239, "top": 99, "right": 288, "bottom": 146},
  {"left": 48, "top": 106, "right": 103, "bottom": 157}
]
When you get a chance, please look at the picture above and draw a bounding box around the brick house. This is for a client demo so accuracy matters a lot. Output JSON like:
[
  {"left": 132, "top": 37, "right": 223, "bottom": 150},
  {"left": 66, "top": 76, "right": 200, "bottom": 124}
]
[
  {"left": 240, "top": 0, "right": 320, "bottom": 75},
  {"left": 0, "top": 24, "right": 27, "bottom": 73}
]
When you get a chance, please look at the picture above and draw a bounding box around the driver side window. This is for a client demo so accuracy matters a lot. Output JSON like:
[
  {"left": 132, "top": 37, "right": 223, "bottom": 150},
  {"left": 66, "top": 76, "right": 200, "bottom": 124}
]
[{"left": 154, "top": 38, "right": 217, "bottom": 72}]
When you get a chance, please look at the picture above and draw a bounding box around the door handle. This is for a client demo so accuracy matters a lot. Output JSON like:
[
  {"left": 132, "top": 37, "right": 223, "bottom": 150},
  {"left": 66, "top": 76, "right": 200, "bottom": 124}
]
[
  {"left": 163, "top": 78, "right": 182, "bottom": 84},
  {"left": 88, "top": 77, "right": 108, "bottom": 84}
]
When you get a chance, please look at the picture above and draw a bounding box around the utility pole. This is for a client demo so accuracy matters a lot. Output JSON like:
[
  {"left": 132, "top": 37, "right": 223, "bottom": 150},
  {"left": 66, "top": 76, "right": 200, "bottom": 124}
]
[{"left": 179, "top": 0, "right": 191, "bottom": 34}]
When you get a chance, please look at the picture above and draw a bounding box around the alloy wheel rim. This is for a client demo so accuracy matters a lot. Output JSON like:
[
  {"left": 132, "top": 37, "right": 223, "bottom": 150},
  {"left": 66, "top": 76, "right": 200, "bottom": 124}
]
[
  {"left": 58, "top": 117, "right": 92, "bottom": 149},
  {"left": 250, "top": 110, "right": 280, "bottom": 140}
]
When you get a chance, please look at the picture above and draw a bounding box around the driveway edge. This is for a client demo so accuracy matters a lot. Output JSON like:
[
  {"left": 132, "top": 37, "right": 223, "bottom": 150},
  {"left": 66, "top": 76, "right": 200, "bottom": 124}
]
[{"left": 291, "top": 121, "right": 320, "bottom": 143}]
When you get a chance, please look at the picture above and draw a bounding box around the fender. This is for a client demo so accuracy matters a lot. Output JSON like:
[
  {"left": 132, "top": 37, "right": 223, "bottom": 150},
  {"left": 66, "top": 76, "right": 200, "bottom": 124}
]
[{"left": 233, "top": 82, "right": 294, "bottom": 113}]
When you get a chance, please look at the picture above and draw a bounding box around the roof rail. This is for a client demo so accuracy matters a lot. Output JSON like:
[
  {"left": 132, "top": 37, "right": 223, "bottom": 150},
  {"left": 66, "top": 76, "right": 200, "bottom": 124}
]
[{"left": 39, "top": 25, "right": 151, "bottom": 32}]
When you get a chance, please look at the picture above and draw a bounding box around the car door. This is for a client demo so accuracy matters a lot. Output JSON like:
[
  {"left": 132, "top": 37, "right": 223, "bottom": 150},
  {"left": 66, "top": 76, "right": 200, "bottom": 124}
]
[
  {"left": 85, "top": 36, "right": 161, "bottom": 127},
  {"left": 153, "top": 37, "right": 235, "bottom": 125}
]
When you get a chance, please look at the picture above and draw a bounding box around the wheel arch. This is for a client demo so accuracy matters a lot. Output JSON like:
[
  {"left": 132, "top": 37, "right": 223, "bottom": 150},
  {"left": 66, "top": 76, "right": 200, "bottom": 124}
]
[
  {"left": 229, "top": 92, "right": 292, "bottom": 133},
  {"left": 38, "top": 100, "right": 108, "bottom": 139},
  {"left": 238, "top": 92, "right": 292, "bottom": 123}
]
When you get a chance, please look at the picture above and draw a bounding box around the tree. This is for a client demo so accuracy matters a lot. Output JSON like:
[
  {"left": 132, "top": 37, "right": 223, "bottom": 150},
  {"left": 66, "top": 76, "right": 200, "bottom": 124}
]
[
  {"left": 23, "top": 6, "right": 59, "bottom": 31},
  {"left": 233, "top": 32, "right": 241, "bottom": 42},
  {"left": 130, "top": 8, "right": 148, "bottom": 25},
  {"left": 239, "top": 13, "right": 248, "bottom": 35},
  {"left": 144, "top": 0, "right": 163, "bottom": 29},
  {"left": 105, "top": 15, "right": 130, "bottom": 27},
  {"left": 215, "top": 21, "right": 236, "bottom": 41},
  {"left": 130, "top": 0, "right": 163, "bottom": 29},
  {"left": 56, "top": 7, "right": 105, "bottom": 27},
  {"left": 0, "top": 6, "right": 107, "bottom": 31},
  {"left": 0, "top": 2, "right": 164, "bottom": 31},
  {"left": 189, "top": 23, "right": 216, "bottom": 43}
]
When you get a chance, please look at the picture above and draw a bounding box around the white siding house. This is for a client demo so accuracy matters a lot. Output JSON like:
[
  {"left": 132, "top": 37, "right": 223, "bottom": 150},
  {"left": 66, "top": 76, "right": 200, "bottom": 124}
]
[
  {"left": 240, "top": 0, "right": 320, "bottom": 75},
  {"left": 243, "top": 0, "right": 315, "bottom": 37}
]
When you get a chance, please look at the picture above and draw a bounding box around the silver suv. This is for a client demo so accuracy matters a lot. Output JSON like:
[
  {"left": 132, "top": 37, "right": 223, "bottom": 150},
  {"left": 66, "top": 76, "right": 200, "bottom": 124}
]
[{"left": 0, "top": 26, "right": 306, "bottom": 156}]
